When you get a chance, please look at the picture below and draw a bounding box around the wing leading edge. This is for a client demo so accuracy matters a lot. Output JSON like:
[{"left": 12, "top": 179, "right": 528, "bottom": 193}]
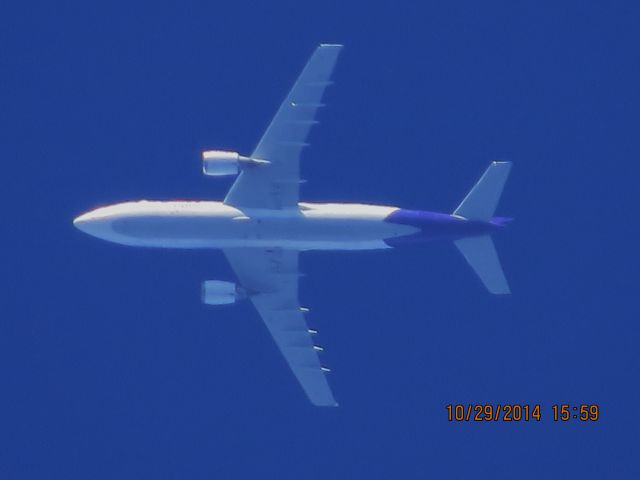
[
  {"left": 223, "top": 248, "right": 337, "bottom": 406},
  {"left": 224, "top": 44, "right": 343, "bottom": 210}
]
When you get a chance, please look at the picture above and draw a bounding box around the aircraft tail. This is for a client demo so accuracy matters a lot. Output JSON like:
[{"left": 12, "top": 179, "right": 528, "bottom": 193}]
[
  {"left": 454, "top": 235, "right": 510, "bottom": 294},
  {"left": 453, "top": 162, "right": 512, "bottom": 295},
  {"left": 453, "top": 161, "right": 511, "bottom": 221}
]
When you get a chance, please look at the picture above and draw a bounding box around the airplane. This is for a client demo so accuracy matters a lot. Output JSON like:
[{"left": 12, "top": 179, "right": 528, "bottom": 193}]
[{"left": 74, "top": 44, "right": 512, "bottom": 407}]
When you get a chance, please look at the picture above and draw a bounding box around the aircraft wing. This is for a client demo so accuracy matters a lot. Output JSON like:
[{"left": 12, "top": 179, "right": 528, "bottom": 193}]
[
  {"left": 224, "top": 44, "right": 343, "bottom": 210},
  {"left": 223, "top": 247, "right": 337, "bottom": 406}
]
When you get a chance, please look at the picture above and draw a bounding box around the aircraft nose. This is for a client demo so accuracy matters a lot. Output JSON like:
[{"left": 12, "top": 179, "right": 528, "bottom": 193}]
[
  {"left": 73, "top": 210, "right": 111, "bottom": 238},
  {"left": 73, "top": 212, "right": 94, "bottom": 232}
]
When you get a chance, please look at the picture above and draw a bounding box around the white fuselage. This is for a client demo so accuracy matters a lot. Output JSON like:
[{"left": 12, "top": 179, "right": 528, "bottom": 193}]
[{"left": 73, "top": 201, "right": 419, "bottom": 251}]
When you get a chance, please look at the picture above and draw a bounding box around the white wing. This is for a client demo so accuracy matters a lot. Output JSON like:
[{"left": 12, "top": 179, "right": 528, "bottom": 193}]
[
  {"left": 223, "top": 248, "right": 337, "bottom": 406},
  {"left": 224, "top": 44, "right": 343, "bottom": 210}
]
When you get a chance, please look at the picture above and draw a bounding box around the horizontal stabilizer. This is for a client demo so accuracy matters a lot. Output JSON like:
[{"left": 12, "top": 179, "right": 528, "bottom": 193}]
[
  {"left": 454, "top": 235, "right": 510, "bottom": 295},
  {"left": 454, "top": 162, "right": 512, "bottom": 221}
]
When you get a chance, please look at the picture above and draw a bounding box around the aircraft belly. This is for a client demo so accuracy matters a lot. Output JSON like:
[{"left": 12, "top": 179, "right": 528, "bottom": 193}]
[
  {"left": 111, "top": 215, "right": 246, "bottom": 248},
  {"left": 109, "top": 209, "right": 417, "bottom": 250}
]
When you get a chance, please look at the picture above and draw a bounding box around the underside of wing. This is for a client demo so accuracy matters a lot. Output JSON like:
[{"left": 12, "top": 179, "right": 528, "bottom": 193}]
[
  {"left": 223, "top": 248, "right": 336, "bottom": 406},
  {"left": 224, "top": 44, "right": 343, "bottom": 210}
]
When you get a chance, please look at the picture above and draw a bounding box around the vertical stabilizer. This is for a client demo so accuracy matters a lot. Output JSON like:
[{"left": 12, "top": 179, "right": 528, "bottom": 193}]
[
  {"left": 454, "top": 235, "right": 510, "bottom": 294},
  {"left": 454, "top": 162, "right": 512, "bottom": 221}
]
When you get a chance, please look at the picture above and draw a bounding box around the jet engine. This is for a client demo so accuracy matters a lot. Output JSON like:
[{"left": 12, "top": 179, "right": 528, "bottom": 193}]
[
  {"left": 201, "top": 280, "right": 244, "bottom": 305},
  {"left": 202, "top": 150, "right": 270, "bottom": 176}
]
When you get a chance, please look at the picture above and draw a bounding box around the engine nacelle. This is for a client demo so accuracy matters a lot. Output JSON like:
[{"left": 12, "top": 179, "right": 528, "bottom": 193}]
[
  {"left": 202, "top": 150, "right": 270, "bottom": 177},
  {"left": 202, "top": 150, "right": 241, "bottom": 176},
  {"left": 201, "top": 280, "right": 243, "bottom": 305}
]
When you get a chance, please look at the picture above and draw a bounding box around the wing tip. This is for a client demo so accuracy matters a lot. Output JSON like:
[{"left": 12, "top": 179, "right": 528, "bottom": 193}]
[
  {"left": 490, "top": 286, "right": 511, "bottom": 295},
  {"left": 311, "top": 399, "right": 340, "bottom": 407},
  {"left": 491, "top": 160, "right": 513, "bottom": 170}
]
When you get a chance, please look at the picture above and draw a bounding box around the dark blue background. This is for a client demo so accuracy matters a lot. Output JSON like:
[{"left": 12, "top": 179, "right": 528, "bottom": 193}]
[{"left": 2, "top": 1, "right": 638, "bottom": 478}]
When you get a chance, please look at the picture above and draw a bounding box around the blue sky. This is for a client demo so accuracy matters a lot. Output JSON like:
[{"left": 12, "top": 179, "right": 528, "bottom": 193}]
[{"left": 1, "top": 1, "right": 639, "bottom": 478}]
